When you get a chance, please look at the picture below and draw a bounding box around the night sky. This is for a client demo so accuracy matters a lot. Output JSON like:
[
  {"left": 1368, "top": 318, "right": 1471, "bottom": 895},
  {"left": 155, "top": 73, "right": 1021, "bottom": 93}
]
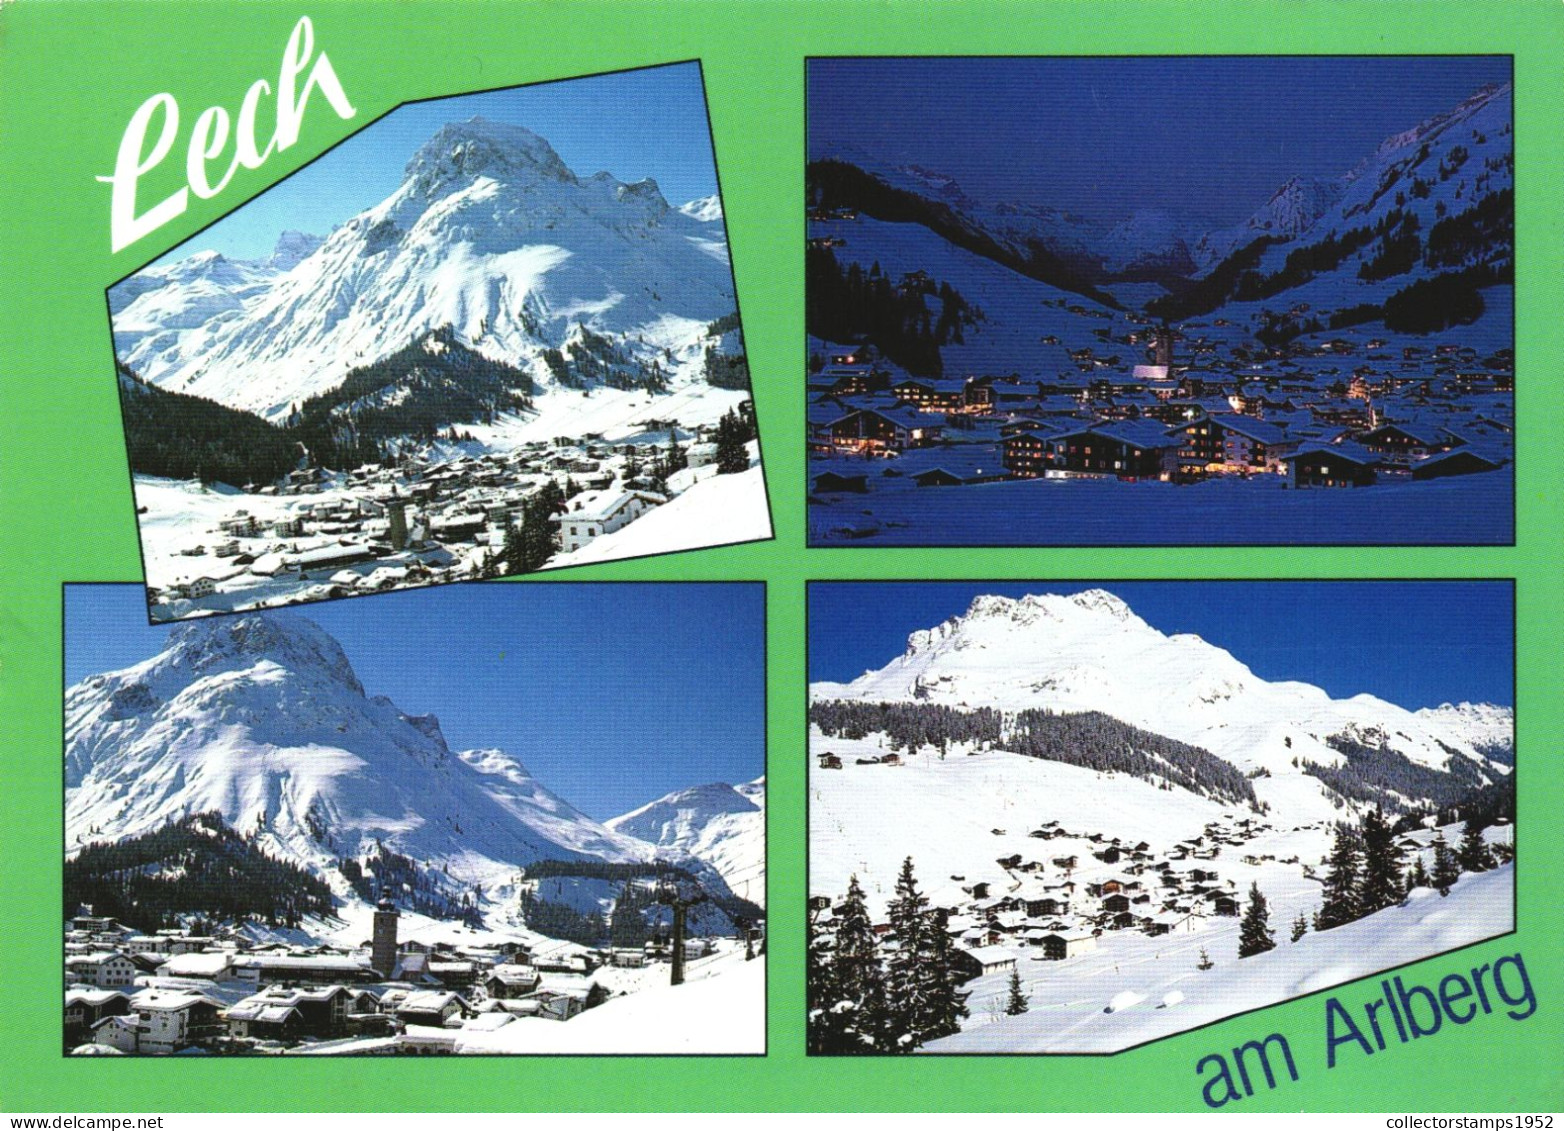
[
  {"left": 67, "top": 582, "right": 765, "bottom": 821},
  {"left": 808, "top": 57, "right": 1512, "bottom": 226},
  {"left": 809, "top": 581, "right": 1514, "bottom": 711}
]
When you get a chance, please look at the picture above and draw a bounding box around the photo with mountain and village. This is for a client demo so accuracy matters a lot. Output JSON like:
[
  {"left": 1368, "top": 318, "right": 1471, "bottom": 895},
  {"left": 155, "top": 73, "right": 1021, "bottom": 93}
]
[
  {"left": 807, "top": 581, "right": 1514, "bottom": 1054},
  {"left": 64, "top": 582, "right": 766, "bottom": 1055},
  {"left": 110, "top": 62, "right": 768, "bottom": 624},
  {"left": 805, "top": 57, "right": 1514, "bottom": 545}
]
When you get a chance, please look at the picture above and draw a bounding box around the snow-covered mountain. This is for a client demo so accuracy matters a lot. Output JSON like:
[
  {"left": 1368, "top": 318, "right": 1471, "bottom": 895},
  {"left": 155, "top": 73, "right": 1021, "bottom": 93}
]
[
  {"left": 65, "top": 612, "right": 741, "bottom": 924},
  {"left": 609, "top": 778, "right": 765, "bottom": 907},
  {"left": 110, "top": 116, "right": 742, "bottom": 423},
  {"left": 813, "top": 589, "right": 1509, "bottom": 822},
  {"left": 1416, "top": 701, "right": 1515, "bottom": 764},
  {"left": 1191, "top": 175, "right": 1346, "bottom": 269}
]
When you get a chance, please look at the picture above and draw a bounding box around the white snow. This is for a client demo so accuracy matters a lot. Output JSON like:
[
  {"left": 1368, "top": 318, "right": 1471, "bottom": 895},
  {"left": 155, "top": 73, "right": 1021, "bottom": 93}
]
[
  {"left": 550, "top": 461, "right": 771, "bottom": 567},
  {"left": 452, "top": 946, "right": 764, "bottom": 1054},
  {"left": 609, "top": 777, "right": 766, "bottom": 907},
  {"left": 926, "top": 866, "right": 1513, "bottom": 1053}
]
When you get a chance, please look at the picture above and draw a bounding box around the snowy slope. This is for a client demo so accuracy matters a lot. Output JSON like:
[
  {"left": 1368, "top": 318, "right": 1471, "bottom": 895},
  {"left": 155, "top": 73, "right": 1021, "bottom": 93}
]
[
  {"left": 925, "top": 864, "right": 1514, "bottom": 1053},
  {"left": 111, "top": 117, "right": 742, "bottom": 424},
  {"left": 453, "top": 944, "right": 764, "bottom": 1054},
  {"left": 1415, "top": 702, "right": 1515, "bottom": 764},
  {"left": 64, "top": 613, "right": 733, "bottom": 916},
  {"left": 815, "top": 590, "right": 1510, "bottom": 785},
  {"left": 609, "top": 777, "right": 766, "bottom": 907},
  {"left": 549, "top": 459, "right": 770, "bottom": 567}
]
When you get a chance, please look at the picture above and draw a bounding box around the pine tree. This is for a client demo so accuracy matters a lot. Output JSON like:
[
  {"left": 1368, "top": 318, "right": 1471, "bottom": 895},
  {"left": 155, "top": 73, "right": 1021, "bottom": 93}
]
[
  {"left": 1457, "top": 819, "right": 1491, "bottom": 874},
  {"left": 1317, "top": 822, "right": 1364, "bottom": 929},
  {"left": 1359, "top": 806, "right": 1405, "bottom": 916},
  {"left": 1196, "top": 947, "right": 1214, "bottom": 971},
  {"left": 1004, "top": 968, "right": 1029, "bottom": 1015},
  {"left": 828, "top": 875, "right": 888, "bottom": 1053},
  {"left": 1431, "top": 831, "right": 1460, "bottom": 896},
  {"left": 714, "top": 409, "right": 750, "bottom": 475},
  {"left": 1407, "top": 856, "right": 1431, "bottom": 894},
  {"left": 882, "top": 857, "right": 931, "bottom": 1052},
  {"left": 1291, "top": 911, "right": 1308, "bottom": 943},
  {"left": 1238, "top": 882, "right": 1276, "bottom": 958},
  {"left": 807, "top": 904, "right": 850, "bottom": 1055},
  {"left": 881, "top": 856, "right": 965, "bottom": 1051}
]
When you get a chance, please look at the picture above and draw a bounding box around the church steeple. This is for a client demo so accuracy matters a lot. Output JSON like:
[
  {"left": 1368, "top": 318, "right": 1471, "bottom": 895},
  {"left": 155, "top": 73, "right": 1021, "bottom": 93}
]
[{"left": 371, "top": 889, "right": 400, "bottom": 978}]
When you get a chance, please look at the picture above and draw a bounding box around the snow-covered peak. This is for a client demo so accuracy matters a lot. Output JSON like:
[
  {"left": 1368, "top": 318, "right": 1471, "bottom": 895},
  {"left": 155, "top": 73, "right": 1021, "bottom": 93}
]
[
  {"left": 819, "top": 589, "right": 1508, "bottom": 798},
  {"left": 1369, "top": 83, "right": 1511, "bottom": 164},
  {"left": 268, "top": 229, "right": 324, "bottom": 271},
  {"left": 1192, "top": 175, "right": 1345, "bottom": 268},
  {"left": 160, "top": 612, "right": 364, "bottom": 695},
  {"left": 112, "top": 115, "right": 742, "bottom": 422},
  {"left": 1415, "top": 701, "right": 1514, "bottom": 759},
  {"left": 608, "top": 778, "right": 766, "bottom": 908},
  {"left": 678, "top": 194, "right": 723, "bottom": 222},
  {"left": 404, "top": 116, "right": 574, "bottom": 198},
  {"left": 612, "top": 782, "right": 761, "bottom": 831}
]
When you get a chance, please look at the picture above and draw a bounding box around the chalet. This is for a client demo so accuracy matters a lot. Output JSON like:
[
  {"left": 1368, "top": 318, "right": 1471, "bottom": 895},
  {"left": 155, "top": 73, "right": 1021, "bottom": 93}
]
[
  {"left": 103, "top": 989, "right": 224, "bottom": 1055},
  {"left": 1179, "top": 414, "right": 1290, "bottom": 476},
  {"left": 817, "top": 753, "right": 843, "bottom": 770},
  {"left": 528, "top": 989, "right": 584, "bottom": 1022},
  {"left": 1211, "top": 894, "right": 1240, "bottom": 917},
  {"left": 1040, "top": 932, "right": 1098, "bottom": 961},
  {"left": 1287, "top": 443, "right": 1377, "bottom": 488},
  {"left": 820, "top": 406, "right": 945, "bottom": 454},
  {"left": 1357, "top": 422, "right": 1464, "bottom": 459},
  {"left": 395, "top": 991, "right": 472, "bottom": 1029},
  {"left": 1101, "top": 893, "right": 1131, "bottom": 914},
  {"left": 819, "top": 367, "right": 887, "bottom": 397},
  {"left": 285, "top": 543, "right": 376, "bottom": 574},
  {"left": 552, "top": 489, "right": 666, "bottom": 554},
  {"left": 226, "top": 985, "right": 355, "bottom": 1041},
  {"left": 483, "top": 965, "right": 542, "bottom": 999},
  {"left": 810, "top": 472, "right": 868, "bottom": 494},
  {"left": 1410, "top": 449, "right": 1503, "bottom": 480},
  {"left": 65, "top": 952, "right": 137, "bottom": 988},
  {"left": 160, "top": 952, "right": 234, "bottom": 981},
  {"left": 1005, "top": 420, "right": 1179, "bottom": 481},
  {"left": 65, "top": 989, "right": 130, "bottom": 1048},
  {"left": 911, "top": 468, "right": 967, "bottom": 488},
  {"left": 233, "top": 954, "right": 376, "bottom": 985},
  {"left": 954, "top": 946, "right": 1017, "bottom": 979}
]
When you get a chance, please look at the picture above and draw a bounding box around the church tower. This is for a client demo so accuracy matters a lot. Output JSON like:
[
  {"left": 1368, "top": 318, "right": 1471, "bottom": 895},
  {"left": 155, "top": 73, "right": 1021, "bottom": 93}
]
[
  {"left": 1153, "top": 323, "right": 1175, "bottom": 369},
  {"left": 372, "top": 891, "right": 400, "bottom": 978},
  {"left": 387, "top": 499, "right": 409, "bottom": 551}
]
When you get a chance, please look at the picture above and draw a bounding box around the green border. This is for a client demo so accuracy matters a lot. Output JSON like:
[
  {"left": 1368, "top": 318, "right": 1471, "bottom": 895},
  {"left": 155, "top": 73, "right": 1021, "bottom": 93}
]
[{"left": 3, "top": 0, "right": 1561, "bottom": 1112}]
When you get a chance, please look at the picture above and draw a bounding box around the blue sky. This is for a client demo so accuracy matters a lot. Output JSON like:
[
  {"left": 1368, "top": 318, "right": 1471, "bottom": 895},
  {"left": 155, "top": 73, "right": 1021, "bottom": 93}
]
[
  {"left": 809, "top": 581, "right": 1513, "bottom": 710},
  {"left": 808, "top": 56, "right": 1512, "bottom": 227},
  {"left": 66, "top": 582, "right": 764, "bottom": 820},
  {"left": 157, "top": 61, "right": 720, "bottom": 265}
]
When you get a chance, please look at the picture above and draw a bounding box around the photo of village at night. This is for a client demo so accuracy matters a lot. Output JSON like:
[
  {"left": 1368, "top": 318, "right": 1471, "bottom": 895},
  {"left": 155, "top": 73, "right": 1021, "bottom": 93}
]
[
  {"left": 805, "top": 57, "right": 1514, "bottom": 545},
  {"left": 109, "top": 63, "right": 769, "bottom": 625}
]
